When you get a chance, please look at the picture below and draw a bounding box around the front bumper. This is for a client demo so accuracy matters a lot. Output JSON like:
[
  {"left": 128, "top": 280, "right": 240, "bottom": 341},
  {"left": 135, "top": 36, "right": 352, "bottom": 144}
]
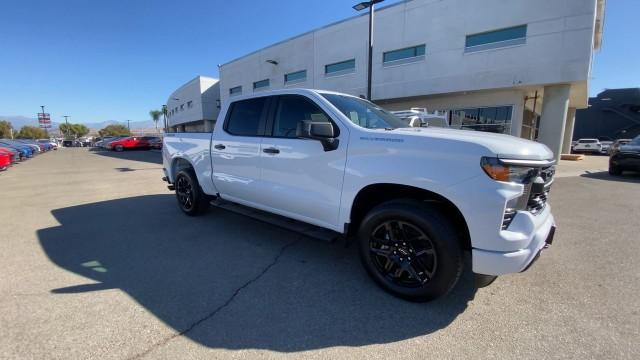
[{"left": 472, "top": 206, "right": 556, "bottom": 276}]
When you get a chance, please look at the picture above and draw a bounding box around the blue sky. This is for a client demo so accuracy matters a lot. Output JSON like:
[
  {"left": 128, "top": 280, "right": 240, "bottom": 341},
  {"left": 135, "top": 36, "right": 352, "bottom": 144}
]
[{"left": 0, "top": 0, "right": 637, "bottom": 124}]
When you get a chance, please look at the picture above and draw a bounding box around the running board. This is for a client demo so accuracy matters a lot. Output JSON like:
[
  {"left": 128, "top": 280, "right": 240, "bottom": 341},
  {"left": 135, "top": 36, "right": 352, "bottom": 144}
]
[{"left": 210, "top": 198, "right": 340, "bottom": 243}]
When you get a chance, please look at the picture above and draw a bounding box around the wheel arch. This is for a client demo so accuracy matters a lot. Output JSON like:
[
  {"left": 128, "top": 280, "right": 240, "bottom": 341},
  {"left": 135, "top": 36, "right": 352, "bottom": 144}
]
[
  {"left": 170, "top": 157, "right": 195, "bottom": 182},
  {"left": 348, "top": 183, "right": 471, "bottom": 250}
]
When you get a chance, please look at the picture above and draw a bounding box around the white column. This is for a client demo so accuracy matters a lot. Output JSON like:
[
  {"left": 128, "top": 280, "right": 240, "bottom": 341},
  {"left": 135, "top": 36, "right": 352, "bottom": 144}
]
[
  {"left": 561, "top": 108, "right": 576, "bottom": 154},
  {"left": 538, "top": 85, "right": 570, "bottom": 162}
]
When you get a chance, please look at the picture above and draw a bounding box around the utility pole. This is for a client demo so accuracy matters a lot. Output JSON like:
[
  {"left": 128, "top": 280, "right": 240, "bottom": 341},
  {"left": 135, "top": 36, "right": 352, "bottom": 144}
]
[{"left": 127, "top": 120, "right": 131, "bottom": 131}]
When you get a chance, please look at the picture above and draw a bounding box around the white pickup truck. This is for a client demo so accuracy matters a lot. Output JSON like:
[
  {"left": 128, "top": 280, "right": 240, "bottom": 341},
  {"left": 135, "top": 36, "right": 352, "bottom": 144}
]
[{"left": 163, "top": 89, "right": 556, "bottom": 302}]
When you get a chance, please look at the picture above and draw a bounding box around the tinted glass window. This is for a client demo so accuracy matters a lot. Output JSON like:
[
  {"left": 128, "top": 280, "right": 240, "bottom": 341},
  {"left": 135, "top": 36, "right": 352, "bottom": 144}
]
[
  {"left": 465, "top": 25, "right": 527, "bottom": 49},
  {"left": 253, "top": 79, "right": 270, "bottom": 90},
  {"left": 449, "top": 106, "right": 512, "bottom": 134},
  {"left": 225, "top": 97, "right": 267, "bottom": 136},
  {"left": 322, "top": 94, "right": 409, "bottom": 129},
  {"left": 273, "top": 95, "right": 330, "bottom": 138},
  {"left": 229, "top": 86, "right": 242, "bottom": 95},
  {"left": 325, "top": 59, "right": 355, "bottom": 74},
  {"left": 579, "top": 139, "right": 598, "bottom": 143},
  {"left": 383, "top": 45, "right": 425, "bottom": 63},
  {"left": 285, "top": 70, "right": 306, "bottom": 83}
]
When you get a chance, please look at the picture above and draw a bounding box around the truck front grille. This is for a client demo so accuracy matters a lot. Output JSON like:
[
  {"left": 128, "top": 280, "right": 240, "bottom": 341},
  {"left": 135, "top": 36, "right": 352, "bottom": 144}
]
[{"left": 526, "top": 166, "right": 554, "bottom": 214}]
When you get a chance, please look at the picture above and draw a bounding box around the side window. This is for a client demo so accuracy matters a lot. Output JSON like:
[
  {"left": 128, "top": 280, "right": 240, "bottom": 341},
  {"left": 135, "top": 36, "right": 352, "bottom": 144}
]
[
  {"left": 273, "top": 95, "right": 331, "bottom": 138},
  {"left": 225, "top": 97, "right": 267, "bottom": 136}
]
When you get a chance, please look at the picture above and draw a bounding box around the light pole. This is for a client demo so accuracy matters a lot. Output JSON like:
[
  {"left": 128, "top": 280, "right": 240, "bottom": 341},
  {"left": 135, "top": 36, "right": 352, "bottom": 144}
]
[{"left": 353, "top": 0, "right": 384, "bottom": 101}]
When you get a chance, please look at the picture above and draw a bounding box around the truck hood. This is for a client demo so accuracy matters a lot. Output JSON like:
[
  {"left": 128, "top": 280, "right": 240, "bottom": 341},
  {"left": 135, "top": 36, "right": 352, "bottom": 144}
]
[{"left": 391, "top": 127, "right": 555, "bottom": 161}]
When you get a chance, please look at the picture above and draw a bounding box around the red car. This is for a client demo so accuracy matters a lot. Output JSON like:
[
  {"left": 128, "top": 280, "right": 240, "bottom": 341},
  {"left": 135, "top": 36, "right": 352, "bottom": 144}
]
[
  {"left": 0, "top": 147, "right": 18, "bottom": 164},
  {"left": 0, "top": 152, "right": 10, "bottom": 171},
  {"left": 108, "top": 137, "right": 151, "bottom": 151}
]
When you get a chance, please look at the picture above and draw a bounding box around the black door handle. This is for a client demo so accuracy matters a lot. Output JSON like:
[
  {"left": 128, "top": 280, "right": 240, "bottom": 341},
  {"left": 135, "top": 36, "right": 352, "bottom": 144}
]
[
  {"left": 214, "top": 144, "right": 225, "bottom": 150},
  {"left": 263, "top": 147, "right": 280, "bottom": 154}
]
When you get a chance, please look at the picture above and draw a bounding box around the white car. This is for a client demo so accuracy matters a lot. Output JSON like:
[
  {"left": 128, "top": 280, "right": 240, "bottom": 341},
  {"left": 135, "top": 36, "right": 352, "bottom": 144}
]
[
  {"left": 162, "top": 89, "right": 556, "bottom": 302},
  {"left": 573, "top": 138, "right": 602, "bottom": 153}
]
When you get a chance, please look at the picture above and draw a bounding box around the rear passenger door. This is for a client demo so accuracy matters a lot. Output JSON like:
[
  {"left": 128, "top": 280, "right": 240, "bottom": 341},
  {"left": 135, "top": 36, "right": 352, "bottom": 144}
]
[
  {"left": 259, "top": 94, "right": 348, "bottom": 230},
  {"left": 210, "top": 96, "right": 269, "bottom": 204}
]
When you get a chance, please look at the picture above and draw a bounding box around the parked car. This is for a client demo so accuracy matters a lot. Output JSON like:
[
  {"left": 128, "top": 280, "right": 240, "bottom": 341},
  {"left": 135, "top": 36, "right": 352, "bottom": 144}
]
[
  {"left": 145, "top": 136, "right": 163, "bottom": 149},
  {"left": 38, "top": 139, "right": 58, "bottom": 150},
  {"left": 163, "top": 89, "right": 557, "bottom": 302},
  {"left": 609, "top": 136, "right": 640, "bottom": 175},
  {"left": 0, "top": 151, "right": 10, "bottom": 171},
  {"left": 572, "top": 138, "right": 602, "bottom": 153},
  {"left": 0, "top": 140, "right": 33, "bottom": 158},
  {"left": 0, "top": 147, "right": 20, "bottom": 163},
  {"left": 108, "top": 136, "right": 151, "bottom": 151},
  {"left": 97, "top": 136, "right": 125, "bottom": 149},
  {"left": 391, "top": 108, "right": 449, "bottom": 128},
  {"left": 609, "top": 139, "right": 632, "bottom": 154}
]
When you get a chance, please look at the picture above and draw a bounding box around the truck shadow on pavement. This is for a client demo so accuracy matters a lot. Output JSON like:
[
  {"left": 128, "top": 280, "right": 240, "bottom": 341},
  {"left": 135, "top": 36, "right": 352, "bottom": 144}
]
[{"left": 37, "top": 194, "right": 475, "bottom": 352}]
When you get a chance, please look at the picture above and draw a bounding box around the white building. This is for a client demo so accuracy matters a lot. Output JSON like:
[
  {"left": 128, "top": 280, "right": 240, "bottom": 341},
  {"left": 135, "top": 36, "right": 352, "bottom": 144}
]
[
  {"left": 219, "top": 0, "right": 605, "bottom": 161},
  {"left": 166, "top": 76, "right": 221, "bottom": 132}
]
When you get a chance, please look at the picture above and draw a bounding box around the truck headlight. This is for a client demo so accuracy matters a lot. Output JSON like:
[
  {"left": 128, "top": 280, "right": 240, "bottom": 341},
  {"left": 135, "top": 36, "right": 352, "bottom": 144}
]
[{"left": 480, "top": 157, "right": 536, "bottom": 184}]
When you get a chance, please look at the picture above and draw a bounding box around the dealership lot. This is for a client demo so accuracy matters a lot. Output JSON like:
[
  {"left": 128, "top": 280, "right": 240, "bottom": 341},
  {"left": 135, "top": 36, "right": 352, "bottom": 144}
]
[{"left": 0, "top": 148, "right": 638, "bottom": 359}]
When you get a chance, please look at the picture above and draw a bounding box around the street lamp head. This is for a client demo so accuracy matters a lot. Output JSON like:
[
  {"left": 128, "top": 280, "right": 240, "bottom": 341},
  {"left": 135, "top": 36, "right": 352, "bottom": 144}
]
[{"left": 353, "top": 0, "right": 383, "bottom": 11}]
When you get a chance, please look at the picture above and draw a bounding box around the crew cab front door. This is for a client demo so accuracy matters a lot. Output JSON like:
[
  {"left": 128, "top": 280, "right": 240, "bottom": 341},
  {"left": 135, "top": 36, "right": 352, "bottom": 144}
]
[{"left": 259, "top": 95, "right": 347, "bottom": 230}]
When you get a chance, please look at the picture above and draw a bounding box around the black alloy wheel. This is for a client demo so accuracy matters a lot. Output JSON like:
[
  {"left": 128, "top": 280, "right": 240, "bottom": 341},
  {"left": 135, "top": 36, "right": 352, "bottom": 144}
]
[
  {"left": 369, "top": 220, "right": 438, "bottom": 288},
  {"left": 358, "top": 199, "right": 463, "bottom": 302},
  {"left": 174, "top": 169, "right": 209, "bottom": 216}
]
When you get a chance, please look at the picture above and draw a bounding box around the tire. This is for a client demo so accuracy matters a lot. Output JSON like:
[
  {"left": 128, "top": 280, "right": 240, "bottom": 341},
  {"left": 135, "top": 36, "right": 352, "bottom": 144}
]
[
  {"left": 174, "top": 169, "right": 210, "bottom": 216},
  {"left": 358, "top": 199, "right": 463, "bottom": 302},
  {"left": 609, "top": 163, "right": 622, "bottom": 176},
  {"left": 115, "top": 145, "right": 124, "bottom": 152}
]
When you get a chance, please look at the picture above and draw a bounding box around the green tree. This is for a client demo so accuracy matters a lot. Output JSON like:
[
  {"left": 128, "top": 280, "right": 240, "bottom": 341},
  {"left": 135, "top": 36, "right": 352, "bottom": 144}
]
[
  {"left": 149, "top": 110, "right": 163, "bottom": 130},
  {"left": 98, "top": 124, "right": 131, "bottom": 137},
  {"left": 59, "top": 123, "right": 90, "bottom": 138},
  {"left": 16, "top": 126, "right": 47, "bottom": 139},
  {"left": 0, "top": 120, "right": 13, "bottom": 138}
]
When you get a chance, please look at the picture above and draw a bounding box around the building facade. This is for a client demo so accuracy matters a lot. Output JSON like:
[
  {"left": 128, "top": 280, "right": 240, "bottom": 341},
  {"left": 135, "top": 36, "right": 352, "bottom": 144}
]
[
  {"left": 166, "top": 76, "right": 221, "bottom": 132},
  {"left": 574, "top": 88, "right": 640, "bottom": 141},
  {"left": 219, "top": 0, "right": 605, "bottom": 161}
]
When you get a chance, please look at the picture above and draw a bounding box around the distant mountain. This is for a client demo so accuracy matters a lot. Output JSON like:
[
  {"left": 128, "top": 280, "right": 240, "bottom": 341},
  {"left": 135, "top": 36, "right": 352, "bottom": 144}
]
[{"left": 0, "top": 115, "right": 157, "bottom": 130}]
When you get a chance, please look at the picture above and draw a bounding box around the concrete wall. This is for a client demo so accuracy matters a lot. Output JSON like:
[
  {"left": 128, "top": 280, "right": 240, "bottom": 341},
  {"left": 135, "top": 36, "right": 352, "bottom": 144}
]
[{"left": 219, "top": 0, "right": 599, "bottom": 109}]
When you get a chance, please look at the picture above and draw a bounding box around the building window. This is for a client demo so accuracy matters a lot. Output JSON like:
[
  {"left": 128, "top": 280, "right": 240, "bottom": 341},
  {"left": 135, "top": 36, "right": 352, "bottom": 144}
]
[
  {"left": 180, "top": 104, "right": 184, "bottom": 111},
  {"left": 284, "top": 70, "right": 306, "bottom": 85},
  {"left": 383, "top": 45, "right": 425, "bottom": 65},
  {"left": 465, "top": 25, "right": 527, "bottom": 52},
  {"left": 187, "top": 101, "right": 193, "bottom": 108},
  {"left": 449, "top": 106, "right": 513, "bottom": 134},
  {"left": 229, "top": 86, "right": 242, "bottom": 96},
  {"left": 253, "top": 79, "right": 270, "bottom": 90},
  {"left": 325, "top": 59, "right": 355, "bottom": 76}
]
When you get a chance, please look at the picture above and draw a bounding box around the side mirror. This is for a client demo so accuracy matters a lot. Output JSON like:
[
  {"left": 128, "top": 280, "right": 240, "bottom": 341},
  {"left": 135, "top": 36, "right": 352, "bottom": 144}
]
[{"left": 296, "top": 121, "right": 339, "bottom": 151}]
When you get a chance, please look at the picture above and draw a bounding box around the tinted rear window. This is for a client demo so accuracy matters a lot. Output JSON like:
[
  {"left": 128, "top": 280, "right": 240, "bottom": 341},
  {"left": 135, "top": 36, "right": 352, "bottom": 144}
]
[
  {"left": 579, "top": 139, "right": 598, "bottom": 143},
  {"left": 225, "top": 97, "right": 268, "bottom": 136}
]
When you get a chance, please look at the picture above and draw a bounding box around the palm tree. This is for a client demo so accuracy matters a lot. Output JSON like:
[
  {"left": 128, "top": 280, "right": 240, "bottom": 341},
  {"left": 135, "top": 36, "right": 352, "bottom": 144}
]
[{"left": 149, "top": 110, "right": 162, "bottom": 131}]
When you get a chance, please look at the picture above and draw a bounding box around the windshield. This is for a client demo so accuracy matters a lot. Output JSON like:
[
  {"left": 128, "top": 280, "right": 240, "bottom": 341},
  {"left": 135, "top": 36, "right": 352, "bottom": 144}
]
[{"left": 322, "top": 94, "right": 409, "bottom": 129}]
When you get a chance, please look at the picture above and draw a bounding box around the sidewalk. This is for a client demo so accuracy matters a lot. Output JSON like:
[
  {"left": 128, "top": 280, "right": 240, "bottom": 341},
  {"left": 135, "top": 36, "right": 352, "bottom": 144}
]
[{"left": 555, "top": 155, "right": 608, "bottom": 178}]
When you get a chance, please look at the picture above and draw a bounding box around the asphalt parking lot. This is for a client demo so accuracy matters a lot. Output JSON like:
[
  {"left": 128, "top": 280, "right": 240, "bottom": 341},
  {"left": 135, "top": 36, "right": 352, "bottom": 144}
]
[{"left": 1, "top": 148, "right": 639, "bottom": 359}]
